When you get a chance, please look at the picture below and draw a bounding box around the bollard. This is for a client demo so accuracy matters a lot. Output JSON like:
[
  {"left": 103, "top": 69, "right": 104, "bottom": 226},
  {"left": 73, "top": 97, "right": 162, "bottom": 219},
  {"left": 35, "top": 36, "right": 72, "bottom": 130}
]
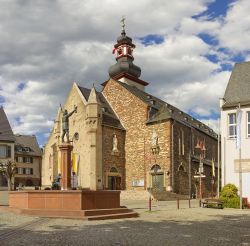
[
  {"left": 149, "top": 195, "right": 152, "bottom": 212},
  {"left": 189, "top": 199, "right": 191, "bottom": 208},
  {"left": 177, "top": 198, "right": 179, "bottom": 209}
]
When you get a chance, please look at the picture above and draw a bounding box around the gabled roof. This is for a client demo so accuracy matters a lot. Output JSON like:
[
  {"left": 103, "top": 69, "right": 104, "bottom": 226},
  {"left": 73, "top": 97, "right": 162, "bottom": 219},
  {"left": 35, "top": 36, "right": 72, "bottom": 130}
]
[
  {"left": 223, "top": 62, "right": 250, "bottom": 108},
  {"left": 0, "top": 107, "right": 15, "bottom": 142},
  {"left": 115, "top": 80, "right": 218, "bottom": 139},
  {"left": 77, "top": 86, "right": 125, "bottom": 130},
  {"left": 15, "top": 135, "right": 42, "bottom": 157}
]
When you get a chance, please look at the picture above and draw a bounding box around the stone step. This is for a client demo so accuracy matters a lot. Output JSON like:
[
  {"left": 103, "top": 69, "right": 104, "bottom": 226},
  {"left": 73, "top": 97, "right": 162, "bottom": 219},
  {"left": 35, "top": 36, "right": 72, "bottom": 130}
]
[
  {"left": 84, "top": 208, "right": 132, "bottom": 216},
  {"left": 87, "top": 212, "right": 139, "bottom": 221},
  {"left": 3, "top": 207, "right": 139, "bottom": 220}
]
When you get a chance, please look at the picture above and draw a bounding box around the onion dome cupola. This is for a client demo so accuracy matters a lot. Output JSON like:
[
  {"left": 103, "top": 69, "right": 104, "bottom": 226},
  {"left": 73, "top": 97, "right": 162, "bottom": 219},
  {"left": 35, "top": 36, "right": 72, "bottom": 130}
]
[{"left": 107, "top": 17, "right": 148, "bottom": 91}]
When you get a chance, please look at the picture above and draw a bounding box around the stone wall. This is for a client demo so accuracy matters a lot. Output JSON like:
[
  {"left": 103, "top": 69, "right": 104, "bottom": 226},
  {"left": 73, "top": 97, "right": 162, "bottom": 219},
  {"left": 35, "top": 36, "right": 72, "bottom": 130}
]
[
  {"left": 102, "top": 126, "right": 126, "bottom": 189},
  {"left": 42, "top": 84, "right": 91, "bottom": 188},
  {"left": 42, "top": 83, "right": 103, "bottom": 190},
  {"left": 42, "top": 109, "right": 61, "bottom": 187},
  {"left": 103, "top": 79, "right": 172, "bottom": 191},
  {"left": 172, "top": 121, "right": 218, "bottom": 197}
]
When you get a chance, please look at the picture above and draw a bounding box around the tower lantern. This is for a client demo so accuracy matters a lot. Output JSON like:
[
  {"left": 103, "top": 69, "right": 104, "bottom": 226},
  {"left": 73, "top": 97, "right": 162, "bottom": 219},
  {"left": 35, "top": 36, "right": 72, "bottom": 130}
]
[
  {"left": 113, "top": 17, "right": 135, "bottom": 60},
  {"left": 106, "top": 17, "right": 149, "bottom": 91}
]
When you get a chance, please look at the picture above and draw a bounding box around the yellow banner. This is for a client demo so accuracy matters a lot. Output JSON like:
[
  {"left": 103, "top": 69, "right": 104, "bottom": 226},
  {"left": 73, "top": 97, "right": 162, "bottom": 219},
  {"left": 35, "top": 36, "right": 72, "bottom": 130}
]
[{"left": 72, "top": 153, "right": 79, "bottom": 173}]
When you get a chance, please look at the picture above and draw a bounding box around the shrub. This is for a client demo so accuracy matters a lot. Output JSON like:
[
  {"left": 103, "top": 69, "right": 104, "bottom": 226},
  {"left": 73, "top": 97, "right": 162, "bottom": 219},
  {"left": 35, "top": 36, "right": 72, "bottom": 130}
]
[{"left": 220, "top": 183, "right": 240, "bottom": 208}]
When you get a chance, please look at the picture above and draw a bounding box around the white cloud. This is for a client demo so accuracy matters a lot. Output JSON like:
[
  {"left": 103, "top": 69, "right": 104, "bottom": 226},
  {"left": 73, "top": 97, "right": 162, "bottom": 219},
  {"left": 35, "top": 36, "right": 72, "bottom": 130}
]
[
  {"left": 159, "top": 70, "right": 231, "bottom": 116},
  {"left": 199, "top": 119, "right": 219, "bottom": 133},
  {"left": 216, "top": 0, "right": 250, "bottom": 53},
  {"left": 0, "top": 0, "right": 247, "bottom": 145}
]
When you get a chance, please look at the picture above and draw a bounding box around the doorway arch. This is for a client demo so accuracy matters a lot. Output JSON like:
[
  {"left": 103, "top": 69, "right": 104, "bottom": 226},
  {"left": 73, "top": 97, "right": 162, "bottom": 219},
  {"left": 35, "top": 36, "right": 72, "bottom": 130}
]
[
  {"left": 106, "top": 167, "right": 122, "bottom": 190},
  {"left": 150, "top": 164, "right": 164, "bottom": 191}
]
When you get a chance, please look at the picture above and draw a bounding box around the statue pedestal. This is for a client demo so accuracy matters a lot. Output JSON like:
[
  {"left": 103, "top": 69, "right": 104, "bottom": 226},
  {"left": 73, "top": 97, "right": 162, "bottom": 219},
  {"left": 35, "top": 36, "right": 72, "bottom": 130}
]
[{"left": 59, "top": 143, "right": 73, "bottom": 190}]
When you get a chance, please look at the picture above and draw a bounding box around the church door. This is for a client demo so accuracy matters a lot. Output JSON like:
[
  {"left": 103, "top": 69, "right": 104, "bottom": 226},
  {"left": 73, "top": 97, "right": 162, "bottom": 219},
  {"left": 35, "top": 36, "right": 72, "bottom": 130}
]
[
  {"left": 108, "top": 176, "right": 121, "bottom": 190},
  {"left": 151, "top": 174, "right": 164, "bottom": 191}
]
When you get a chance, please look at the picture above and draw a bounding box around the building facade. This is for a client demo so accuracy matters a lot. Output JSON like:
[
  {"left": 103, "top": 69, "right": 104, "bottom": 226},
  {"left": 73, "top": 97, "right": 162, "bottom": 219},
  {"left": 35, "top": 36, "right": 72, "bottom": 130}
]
[
  {"left": 0, "top": 107, "right": 42, "bottom": 188},
  {"left": 220, "top": 62, "right": 250, "bottom": 200},
  {"left": 14, "top": 135, "right": 42, "bottom": 187},
  {"left": 0, "top": 107, "right": 15, "bottom": 187},
  {"left": 42, "top": 29, "right": 219, "bottom": 198}
]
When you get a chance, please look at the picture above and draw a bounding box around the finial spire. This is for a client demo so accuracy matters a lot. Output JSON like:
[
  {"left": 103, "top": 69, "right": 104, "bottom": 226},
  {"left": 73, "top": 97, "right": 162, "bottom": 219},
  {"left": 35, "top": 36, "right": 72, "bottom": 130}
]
[{"left": 121, "top": 16, "right": 126, "bottom": 34}]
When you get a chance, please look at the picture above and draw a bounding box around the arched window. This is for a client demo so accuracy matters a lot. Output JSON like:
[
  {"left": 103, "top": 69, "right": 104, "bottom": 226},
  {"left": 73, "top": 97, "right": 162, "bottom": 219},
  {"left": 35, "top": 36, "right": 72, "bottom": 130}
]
[
  {"left": 151, "top": 164, "right": 161, "bottom": 173},
  {"left": 110, "top": 167, "right": 118, "bottom": 173},
  {"left": 178, "top": 163, "right": 186, "bottom": 172}
]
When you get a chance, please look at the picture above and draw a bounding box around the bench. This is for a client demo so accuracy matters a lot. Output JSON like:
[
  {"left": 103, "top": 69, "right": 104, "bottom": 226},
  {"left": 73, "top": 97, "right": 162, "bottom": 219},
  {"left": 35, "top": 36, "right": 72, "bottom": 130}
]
[{"left": 201, "top": 199, "right": 224, "bottom": 209}]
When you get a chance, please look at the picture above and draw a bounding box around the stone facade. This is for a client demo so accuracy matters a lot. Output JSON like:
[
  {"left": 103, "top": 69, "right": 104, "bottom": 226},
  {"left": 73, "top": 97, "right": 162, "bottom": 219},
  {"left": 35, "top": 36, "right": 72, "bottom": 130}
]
[
  {"left": 102, "top": 126, "right": 126, "bottom": 190},
  {"left": 42, "top": 78, "right": 218, "bottom": 198},
  {"left": 102, "top": 79, "right": 218, "bottom": 197},
  {"left": 103, "top": 79, "right": 172, "bottom": 191},
  {"left": 42, "top": 30, "right": 219, "bottom": 198},
  {"left": 172, "top": 121, "right": 218, "bottom": 197}
]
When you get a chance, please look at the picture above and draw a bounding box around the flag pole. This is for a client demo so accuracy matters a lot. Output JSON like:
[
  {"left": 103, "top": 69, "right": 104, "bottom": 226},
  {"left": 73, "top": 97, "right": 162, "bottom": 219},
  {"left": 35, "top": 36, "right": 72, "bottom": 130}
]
[
  {"left": 217, "top": 118, "right": 220, "bottom": 198},
  {"left": 237, "top": 103, "right": 242, "bottom": 209}
]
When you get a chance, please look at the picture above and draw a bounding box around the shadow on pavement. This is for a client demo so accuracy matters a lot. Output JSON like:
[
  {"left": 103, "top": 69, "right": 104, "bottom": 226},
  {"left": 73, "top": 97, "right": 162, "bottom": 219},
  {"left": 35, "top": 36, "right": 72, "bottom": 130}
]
[{"left": 0, "top": 213, "right": 250, "bottom": 246}]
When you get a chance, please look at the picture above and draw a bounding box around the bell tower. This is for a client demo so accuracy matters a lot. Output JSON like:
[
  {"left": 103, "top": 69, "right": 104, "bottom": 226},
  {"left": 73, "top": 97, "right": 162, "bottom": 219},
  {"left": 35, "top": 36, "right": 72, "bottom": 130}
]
[{"left": 107, "top": 17, "right": 148, "bottom": 91}]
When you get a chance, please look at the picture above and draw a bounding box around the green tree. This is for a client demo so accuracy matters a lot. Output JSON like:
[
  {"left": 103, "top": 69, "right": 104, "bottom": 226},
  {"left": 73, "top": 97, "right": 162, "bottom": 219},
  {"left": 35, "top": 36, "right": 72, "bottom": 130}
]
[{"left": 0, "top": 160, "right": 17, "bottom": 191}]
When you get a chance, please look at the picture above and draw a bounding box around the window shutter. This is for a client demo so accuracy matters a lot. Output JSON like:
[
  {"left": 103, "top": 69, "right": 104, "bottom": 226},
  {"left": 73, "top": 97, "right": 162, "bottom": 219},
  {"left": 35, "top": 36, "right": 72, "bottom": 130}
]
[
  {"left": 31, "top": 157, "right": 33, "bottom": 163},
  {"left": 23, "top": 157, "right": 26, "bottom": 163},
  {"left": 23, "top": 168, "right": 26, "bottom": 174},
  {"left": 31, "top": 168, "right": 33, "bottom": 175},
  {"left": 7, "top": 146, "right": 11, "bottom": 158}
]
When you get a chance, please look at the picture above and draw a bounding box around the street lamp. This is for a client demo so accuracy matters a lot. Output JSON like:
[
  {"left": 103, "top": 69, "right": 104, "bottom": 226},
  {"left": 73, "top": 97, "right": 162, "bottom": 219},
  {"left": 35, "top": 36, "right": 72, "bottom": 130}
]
[{"left": 195, "top": 139, "right": 206, "bottom": 207}]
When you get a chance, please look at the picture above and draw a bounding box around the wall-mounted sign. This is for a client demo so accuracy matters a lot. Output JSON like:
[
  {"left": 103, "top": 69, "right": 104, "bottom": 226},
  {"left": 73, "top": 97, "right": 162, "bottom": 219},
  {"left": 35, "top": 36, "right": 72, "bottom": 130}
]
[
  {"left": 132, "top": 179, "right": 144, "bottom": 187},
  {"left": 234, "top": 159, "right": 250, "bottom": 173}
]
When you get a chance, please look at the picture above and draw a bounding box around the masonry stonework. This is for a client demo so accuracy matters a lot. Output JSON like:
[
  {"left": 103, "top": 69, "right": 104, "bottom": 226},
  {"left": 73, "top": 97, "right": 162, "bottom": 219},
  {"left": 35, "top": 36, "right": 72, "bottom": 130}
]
[
  {"left": 103, "top": 79, "right": 172, "bottom": 191},
  {"left": 42, "top": 29, "right": 219, "bottom": 199}
]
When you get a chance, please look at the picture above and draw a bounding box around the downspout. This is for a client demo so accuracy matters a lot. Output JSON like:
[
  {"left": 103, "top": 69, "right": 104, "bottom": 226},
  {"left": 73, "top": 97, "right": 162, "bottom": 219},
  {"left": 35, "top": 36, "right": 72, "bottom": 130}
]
[{"left": 171, "top": 120, "right": 176, "bottom": 192}]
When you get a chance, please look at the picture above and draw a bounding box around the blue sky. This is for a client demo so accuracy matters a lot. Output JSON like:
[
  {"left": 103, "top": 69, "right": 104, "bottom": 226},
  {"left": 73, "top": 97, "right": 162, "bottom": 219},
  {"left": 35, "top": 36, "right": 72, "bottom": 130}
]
[{"left": 0, "top": 0, "right": 250, "bottom": 146}]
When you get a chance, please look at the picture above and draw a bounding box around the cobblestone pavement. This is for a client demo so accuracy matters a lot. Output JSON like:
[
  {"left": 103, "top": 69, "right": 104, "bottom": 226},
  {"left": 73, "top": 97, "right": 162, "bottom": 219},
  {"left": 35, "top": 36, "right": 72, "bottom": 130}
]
[{"left": 0, "top": 199, "right": 250, "bottom": 246}]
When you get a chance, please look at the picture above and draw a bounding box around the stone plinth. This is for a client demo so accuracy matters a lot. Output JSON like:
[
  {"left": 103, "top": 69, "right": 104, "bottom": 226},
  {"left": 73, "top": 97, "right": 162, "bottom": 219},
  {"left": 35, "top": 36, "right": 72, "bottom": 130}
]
[
  {"left": 59, "top": 143, "right": 73, "bottom": 190},
  {"left": 7, "top": 190, "right": 139, "bottom": 220},
  {"left": 9, "top": 190, "right": 120, "bottom": 210}
]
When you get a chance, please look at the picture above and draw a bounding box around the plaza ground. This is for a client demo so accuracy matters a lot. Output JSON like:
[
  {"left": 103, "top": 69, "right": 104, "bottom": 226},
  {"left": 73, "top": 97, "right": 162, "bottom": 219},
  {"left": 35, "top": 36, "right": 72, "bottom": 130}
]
[{"left": 0, "top": 191, "right": 250, "bottom": 246}]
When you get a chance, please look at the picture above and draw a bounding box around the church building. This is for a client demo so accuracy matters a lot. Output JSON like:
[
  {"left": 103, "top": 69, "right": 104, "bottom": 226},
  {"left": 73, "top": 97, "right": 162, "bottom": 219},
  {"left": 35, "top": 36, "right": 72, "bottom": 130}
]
[{"left": 42, "top": 27, "right": 219, "bottom": 199}]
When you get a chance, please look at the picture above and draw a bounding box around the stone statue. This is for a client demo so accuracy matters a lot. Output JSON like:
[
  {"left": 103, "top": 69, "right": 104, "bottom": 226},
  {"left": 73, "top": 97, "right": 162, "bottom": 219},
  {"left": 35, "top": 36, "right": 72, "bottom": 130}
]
[
  {"left": 151, "top": 129, "right": 158, "bottom": 147},
  {"left": 61, "top": 105, "right": 77, "bottom": 143},
  {"left": 112, "top": 134, "right": 118, "bottom": 152},
  {"left": 151, "top": 129, "right": 159, "bottom": 154}
]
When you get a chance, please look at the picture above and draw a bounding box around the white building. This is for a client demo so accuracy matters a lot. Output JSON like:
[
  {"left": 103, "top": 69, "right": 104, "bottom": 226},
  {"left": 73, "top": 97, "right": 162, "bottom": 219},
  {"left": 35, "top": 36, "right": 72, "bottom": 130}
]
[{"left": 220, "top": 62, "right": 250, "bottom": 200}]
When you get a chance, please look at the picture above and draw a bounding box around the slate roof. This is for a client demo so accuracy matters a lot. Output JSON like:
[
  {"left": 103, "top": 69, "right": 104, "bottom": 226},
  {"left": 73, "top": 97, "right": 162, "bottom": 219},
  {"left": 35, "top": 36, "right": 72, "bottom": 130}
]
[
  {"left": 78, "top": 86, "right": 125, "bottom": 130},
  {"left": 115, "top": 80, "right": 218, "bottom": 139},
  {"left": 14, "top": 135, "right": 42, "bottom": 157},
  {"left": 223, "top": 62, "right": 250, "bottom": 108},
  {"left": 0, "top": 107, "right": 15, "bottom": 142}
]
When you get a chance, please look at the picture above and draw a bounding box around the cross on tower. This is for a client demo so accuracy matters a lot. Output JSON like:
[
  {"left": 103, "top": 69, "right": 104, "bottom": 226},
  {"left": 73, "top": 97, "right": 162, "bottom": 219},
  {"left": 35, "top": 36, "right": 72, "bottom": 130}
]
[{"left": 121, "top": 16, "right": 125, "bottom": 32}]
